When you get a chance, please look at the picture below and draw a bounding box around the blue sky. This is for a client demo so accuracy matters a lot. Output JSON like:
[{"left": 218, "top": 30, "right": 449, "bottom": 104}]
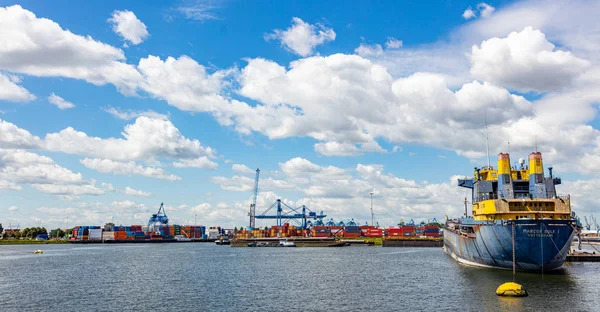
[{"left": 1, "top": 0, "right": 599, "bottom": 229}]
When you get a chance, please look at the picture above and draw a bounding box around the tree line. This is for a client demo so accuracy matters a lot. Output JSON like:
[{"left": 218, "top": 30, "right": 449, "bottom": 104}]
[{"left": 1, "top": 223, "right": 78, "bottom": 239}]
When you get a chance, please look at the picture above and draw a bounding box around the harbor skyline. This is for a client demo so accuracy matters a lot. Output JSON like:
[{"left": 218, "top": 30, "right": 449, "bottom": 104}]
[{"left": 1, "top": 0, "right": 600, "bottom": 230}]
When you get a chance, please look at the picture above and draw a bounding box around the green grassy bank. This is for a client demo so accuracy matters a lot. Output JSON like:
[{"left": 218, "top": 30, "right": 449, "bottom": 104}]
[{"left": 0, "top": 239, "right": 70, "bottom": 245}]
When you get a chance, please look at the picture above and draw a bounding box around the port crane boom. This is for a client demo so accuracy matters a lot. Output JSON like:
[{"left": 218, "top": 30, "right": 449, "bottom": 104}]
[{"left": 256, "top": 199, "right": 326, "bottom": 228}]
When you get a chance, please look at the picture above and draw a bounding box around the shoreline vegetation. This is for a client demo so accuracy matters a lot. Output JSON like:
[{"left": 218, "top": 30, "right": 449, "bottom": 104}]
[{"left": 0, "top": 239, "right": 70, "bottom": 245}]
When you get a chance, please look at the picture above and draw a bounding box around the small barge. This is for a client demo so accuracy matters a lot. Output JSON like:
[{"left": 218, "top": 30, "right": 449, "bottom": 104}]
[{"left": 231, "top": 237, "right": 345, "bottom": 247}]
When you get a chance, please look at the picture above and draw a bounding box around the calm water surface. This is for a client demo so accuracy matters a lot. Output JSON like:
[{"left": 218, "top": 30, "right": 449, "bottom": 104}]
[{"left": 0, "top": 244, "right": 598, "bottom": 311}]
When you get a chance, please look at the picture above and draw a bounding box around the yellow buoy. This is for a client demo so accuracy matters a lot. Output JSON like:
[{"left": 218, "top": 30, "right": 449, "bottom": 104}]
[
  {"left": 496, "top": 282, "right": 528, "bottom": 297},
  {"left": 33, "top": 250, "right": 43, "bottom": 254}
]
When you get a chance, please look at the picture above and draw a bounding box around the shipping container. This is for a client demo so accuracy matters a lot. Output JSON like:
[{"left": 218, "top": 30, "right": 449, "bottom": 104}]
[{"left": 345, "top": 226, "right": 360, "bottom": 233}]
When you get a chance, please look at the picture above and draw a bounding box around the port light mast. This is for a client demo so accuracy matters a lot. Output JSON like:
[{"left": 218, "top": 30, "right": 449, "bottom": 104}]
[
  {"left": 370, "top": 192, "right": 374, "bottom": 226},
  {"left": 249, "top": 168, "right": 260, "bottom": 229}
]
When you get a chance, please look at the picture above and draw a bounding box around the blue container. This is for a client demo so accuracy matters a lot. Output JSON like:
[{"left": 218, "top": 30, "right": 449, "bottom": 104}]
[{"left": 345, "top": 226, "right": 360, "bottom": 233}]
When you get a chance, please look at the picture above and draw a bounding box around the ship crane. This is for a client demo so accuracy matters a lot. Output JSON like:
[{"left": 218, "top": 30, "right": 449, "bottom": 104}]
[
  {"left": 255, "top": 199, "right": 327, "bottom": 228},
  {"left": 584, "top": 216, "right": 591, "bottom": 231},
  {"left": 147, "top": 202, "right": 169, "bottom": 234}
]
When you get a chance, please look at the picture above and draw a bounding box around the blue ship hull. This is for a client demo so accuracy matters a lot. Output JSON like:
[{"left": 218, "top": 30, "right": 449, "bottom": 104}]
[{"left": 443, "top": 219, "right": 576, "bottom": 272}]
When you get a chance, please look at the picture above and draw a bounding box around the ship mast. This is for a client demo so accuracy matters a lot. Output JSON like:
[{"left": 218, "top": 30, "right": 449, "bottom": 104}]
[{"left": 485, "top": 112, "right": 490, "bottom": 168}]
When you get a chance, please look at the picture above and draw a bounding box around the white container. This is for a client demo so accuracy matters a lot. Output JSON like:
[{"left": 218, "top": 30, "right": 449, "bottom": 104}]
[
  {"left": 89, "top": 229, "right": 102, "bottom": 240},
  {"left": 207, "top": 229, "right": 220, "bottom": 239}
]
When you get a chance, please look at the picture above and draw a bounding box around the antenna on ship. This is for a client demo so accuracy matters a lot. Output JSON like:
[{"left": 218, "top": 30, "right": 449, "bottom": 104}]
[
  {"left": 485, "top": 112, "right": 491, "bottom": 168},
  {"left": 463, "top": 197, "right": 468, "bottom": 218}
]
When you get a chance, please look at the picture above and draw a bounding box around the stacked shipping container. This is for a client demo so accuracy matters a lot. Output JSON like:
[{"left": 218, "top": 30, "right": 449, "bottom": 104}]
[{"left": 70, "top": 226, "right": 102, "bottom": 241}]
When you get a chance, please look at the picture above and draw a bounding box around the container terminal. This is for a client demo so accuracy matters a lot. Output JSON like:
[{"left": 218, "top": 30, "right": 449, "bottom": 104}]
[
  {"left": 64, "top": 166, "right": 595, "bottom": 255},
  {"left": 65, "top": 168, "right": 449, "bottom": 246}
]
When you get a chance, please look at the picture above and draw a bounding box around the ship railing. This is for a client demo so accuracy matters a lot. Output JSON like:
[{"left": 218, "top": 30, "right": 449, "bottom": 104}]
[
  {"left": 476, "top": 193, "right": 499, "bottom": 201},
  {"left": 477, "top": 193, "right": 570, "bottom": 201}
]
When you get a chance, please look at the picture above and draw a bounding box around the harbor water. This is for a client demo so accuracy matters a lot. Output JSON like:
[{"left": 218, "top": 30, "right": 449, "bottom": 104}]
[{"left": 0, "top": 244, "right": 598, "bottom": 311}]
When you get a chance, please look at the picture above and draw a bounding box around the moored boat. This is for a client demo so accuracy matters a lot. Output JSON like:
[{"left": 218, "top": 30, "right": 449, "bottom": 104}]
[{"left": 444, "top": 152, "right": 578, "bottom": 272}]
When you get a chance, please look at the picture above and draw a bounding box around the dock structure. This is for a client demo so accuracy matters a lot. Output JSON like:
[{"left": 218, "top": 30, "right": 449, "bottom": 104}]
[
  {"left": 382, "top": 238, "right": 443, "bottom": 247},
  {"left": 230, "top": 237, "right": 345, "bottom": 247},
  {"left": 566, "top": 253, "right": 600, "bottom": 262}
]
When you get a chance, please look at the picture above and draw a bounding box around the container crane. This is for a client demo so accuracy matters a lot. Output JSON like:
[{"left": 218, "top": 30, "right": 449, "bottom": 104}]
[
  {"left": 147, "top": 202, "right": 169, "bottom": 234},
  {"left": 248, "top": 168, "right": 260, "bottom": 229},
  {"left": 255, "top": 199, "right": 326, "bottom": 228},
  {"left": 345, "top": 219, "right": 357, "bottom": 227},
  {"left": 584, "top": 216, "right": 591, "bottom": 231}
]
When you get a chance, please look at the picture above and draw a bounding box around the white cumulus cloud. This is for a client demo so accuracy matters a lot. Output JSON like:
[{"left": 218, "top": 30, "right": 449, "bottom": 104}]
[
  {"left": 354, "top": 43, "right": 384, "bottom": 57},
  {"left": 463, "top": 7, "right": 476, "bottom": 19},
  {"left": 44, "top": 116, "right": 215, "bottom": 161},
  {"left": 265, "top": 17, "right": 336, "bottom": 57},
  {"left": 0, "top": 5, "right": 142, "bottom": 95},
  {"left": 48, "top": 93, "right": 75, "bottom": 110},
  {"left": 0, "top": 73, "right": 36, "bottom": 102},
  {"left": 108, "top": 10, "right": 149, "bottom": 45},
  {"left": 121, "top": 186, "right": 151, "bottom": 197},
  {"left": 471, "top": 26, "right": 591, "bottom": 92},
  {"left": 385, "top": 37, "right": 403, "bottom": 49}
]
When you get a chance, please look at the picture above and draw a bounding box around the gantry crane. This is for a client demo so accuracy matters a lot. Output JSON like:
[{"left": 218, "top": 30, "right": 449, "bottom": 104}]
[{"left": 148, "top": 202, "right": 169, "bottom": 234}]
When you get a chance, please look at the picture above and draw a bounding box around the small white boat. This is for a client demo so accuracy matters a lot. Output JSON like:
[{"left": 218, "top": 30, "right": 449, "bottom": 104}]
[
  {"left": 279, "top": 239, "right": 296, "bottom": 247},
  {"left": 175, "top": 235, "right": 191, "bottom": 242}
]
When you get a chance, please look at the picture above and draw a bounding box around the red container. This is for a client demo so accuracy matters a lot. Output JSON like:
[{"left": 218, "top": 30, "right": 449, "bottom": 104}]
[
  {"left": 344, "top": 232, "right": 360, "bottom": 238},
  {"left": 365, "top": 229, "right": 383, "bottom": 237}
]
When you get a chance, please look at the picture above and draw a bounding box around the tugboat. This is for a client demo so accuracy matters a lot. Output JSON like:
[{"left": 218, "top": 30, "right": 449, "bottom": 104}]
[
  {"left": 444, "top": 152, "right": 578, "bottom": 272},
  {"left": 215, "top": 236, "right": 230, "bottom": 245},
  {"left": 279, "top": 239, "right": 296, "bottom": 247}
]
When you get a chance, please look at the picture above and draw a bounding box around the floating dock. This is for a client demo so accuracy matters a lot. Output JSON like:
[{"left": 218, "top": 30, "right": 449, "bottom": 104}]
[
  {"left": 382, "top": 238, "right": 443, "bottom": 247},
  {"left": 566, "top": 250, "right": 600, "bottom": 262},
  {"left": 230, "top": 237, "right": 346, "bottom": 247}
]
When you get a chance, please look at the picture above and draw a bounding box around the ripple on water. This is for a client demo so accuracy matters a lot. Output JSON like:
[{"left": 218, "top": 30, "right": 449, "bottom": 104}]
[{"left": 0, "top": 244, "right": 597, "bottom": 312}]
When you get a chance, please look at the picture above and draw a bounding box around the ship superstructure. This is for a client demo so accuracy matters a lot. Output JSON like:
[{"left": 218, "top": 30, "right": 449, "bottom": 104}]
[{"left": 444, "top": 152, "right": 577, "bottom": 272}]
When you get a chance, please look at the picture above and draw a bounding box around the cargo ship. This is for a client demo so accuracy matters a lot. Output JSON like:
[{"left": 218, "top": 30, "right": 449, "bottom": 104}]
[{"left": 444, "top": 152, "right": 578, "bottom": 272}]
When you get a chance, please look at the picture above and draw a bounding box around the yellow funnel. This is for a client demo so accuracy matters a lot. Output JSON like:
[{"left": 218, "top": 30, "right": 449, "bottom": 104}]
[
  {"left": 529, "top": 152, "right": 543, "bottom": 175},
  {"left": 497, "top": 153, "right": 511, "bottom": 174}
]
